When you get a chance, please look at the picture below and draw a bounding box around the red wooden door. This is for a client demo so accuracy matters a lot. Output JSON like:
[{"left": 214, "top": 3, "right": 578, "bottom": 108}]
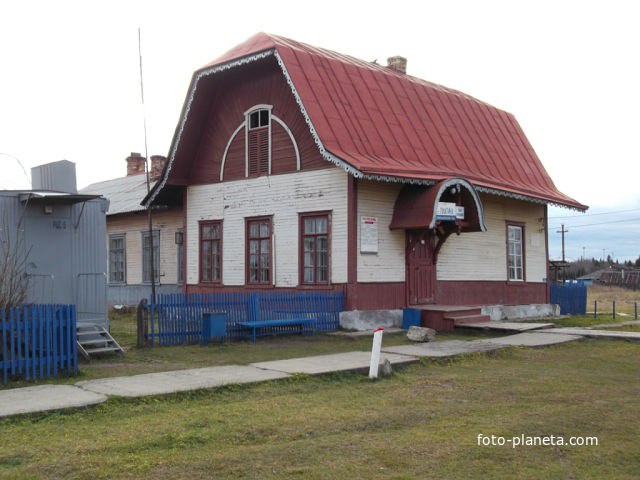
[{"left": 406, "top": 230, "right": 436, "bottom": 305}]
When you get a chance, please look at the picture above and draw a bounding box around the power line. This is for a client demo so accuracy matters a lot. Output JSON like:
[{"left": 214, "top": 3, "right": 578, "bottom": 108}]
[
  {"left": 553, "top": 217, "right": 640, "bottom": 229},
  {"left": 549, "top": 208, "right": 640, "bottom": 219}
]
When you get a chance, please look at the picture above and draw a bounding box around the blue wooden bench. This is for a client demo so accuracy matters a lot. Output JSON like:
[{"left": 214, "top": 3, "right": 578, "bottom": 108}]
[{"left": 238, "top": 318, "right": 316, "bottom": 343}]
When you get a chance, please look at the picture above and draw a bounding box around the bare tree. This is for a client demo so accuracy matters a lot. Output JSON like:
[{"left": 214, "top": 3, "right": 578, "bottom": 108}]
[{"left": 0, "top": 207, "right": 30, "bottom": 310}]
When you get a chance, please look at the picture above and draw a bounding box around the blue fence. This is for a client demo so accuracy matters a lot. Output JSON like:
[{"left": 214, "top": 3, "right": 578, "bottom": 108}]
[
  {"left": 1, "top": 304, "right": 78, "bottom": 384},
  {"left": 146, "top": 291, "right": 344, "bottom": 346},
  {"left": 550, "top": 283, "right": 587, "bottom": 315}
]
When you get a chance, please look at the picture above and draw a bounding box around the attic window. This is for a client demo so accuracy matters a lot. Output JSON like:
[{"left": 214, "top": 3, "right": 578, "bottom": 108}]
[
  {"left": 245, "top": 105, "right": 273, "bottom": 177},
  {"left": 249, "top": 109, "right": 270, "bottom": 129}
]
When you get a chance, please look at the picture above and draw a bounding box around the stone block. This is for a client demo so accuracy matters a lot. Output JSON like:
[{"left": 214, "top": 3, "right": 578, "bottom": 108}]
[{"left": 407, "top": 326, "right": 436, "bottom": 342}]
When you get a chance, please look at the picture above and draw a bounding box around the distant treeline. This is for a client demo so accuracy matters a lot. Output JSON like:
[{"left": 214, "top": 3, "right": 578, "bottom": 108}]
[{"left": 564, "top": 256, "right": 640, "bottom": 281}]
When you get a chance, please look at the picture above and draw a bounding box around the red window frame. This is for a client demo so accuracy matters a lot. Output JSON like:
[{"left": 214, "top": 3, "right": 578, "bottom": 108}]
[
  {"left": 199, "top": 220, "right": 222, "bottom": 284},
  {"left": 299, "top": 212, "right": 331, "bottom": 285},
  {"left": 246, "top": 216, "right": 273, "bottom": 285},
  {"left": 506, "top": 221, "right": 526, "bottom": 282}
]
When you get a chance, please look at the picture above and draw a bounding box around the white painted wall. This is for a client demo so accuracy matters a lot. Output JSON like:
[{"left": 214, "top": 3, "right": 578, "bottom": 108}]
[
  {"left": 437, "top": 195, "right": 547, "bottom": 282},
  {"left": 356, "top": 180, "right": 405, "bottom": 282},
  {"left": 186, "top": 168, "right": 349, "bottom": 286}
]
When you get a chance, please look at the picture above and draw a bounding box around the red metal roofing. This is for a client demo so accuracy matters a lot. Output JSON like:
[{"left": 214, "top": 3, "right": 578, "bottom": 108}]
[{"left": 180, "top": 33, "right": 586, "bottom": 210}]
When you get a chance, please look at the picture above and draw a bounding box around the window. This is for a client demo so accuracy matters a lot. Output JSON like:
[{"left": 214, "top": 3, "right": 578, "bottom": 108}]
[
  {"left": 249, "top": 109, "right": 269, "bottom": 129},
  {"left": 200, "top": 222, "right": 222, "bottom": 283},
  {"left": 142, "top": 230, "right": 160, "bottom": 284},
  {"left": 246, "top": 106, "right": 271, "bottom": 177},
  {"left": 108, "top": 234, "right": 126, "bottom": 284},
  {"left": 507, "top": 224, "right": 524, "bottom": 281},
  {"left": 246, "top": 217, "right": 272, "bottom": 284},
  {"left": 300, "top": 213, "right": 330, "bottom": 284}
]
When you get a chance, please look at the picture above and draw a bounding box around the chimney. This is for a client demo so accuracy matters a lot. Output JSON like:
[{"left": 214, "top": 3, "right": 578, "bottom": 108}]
[
  {"left": 126, "top": 152, "right": 146, "bottom": 176},
  {"left": 31, "top": 160, "right": 77, "bottom": 193},
  {"left": 387, "top": 56, "right": 407, "bottom": 74},
  {"left": 150, "top": 155, "right": 167, "bottom": 181}
]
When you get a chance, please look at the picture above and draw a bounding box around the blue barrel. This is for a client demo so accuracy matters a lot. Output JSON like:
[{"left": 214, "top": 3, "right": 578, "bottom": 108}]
[{"left": 402, "top": 308, "right": 421, "bottom": 329}]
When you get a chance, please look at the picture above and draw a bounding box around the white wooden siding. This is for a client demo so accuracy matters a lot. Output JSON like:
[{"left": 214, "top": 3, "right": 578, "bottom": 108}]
[
  {"left": 356, "top": 180, "right": 405, "bottom": 282},
  {"left": 437, "top": 195, "right": 547, "bottom": 282},
  {"left": 186, "top": 169, "right": 349, "bottom": 286}
]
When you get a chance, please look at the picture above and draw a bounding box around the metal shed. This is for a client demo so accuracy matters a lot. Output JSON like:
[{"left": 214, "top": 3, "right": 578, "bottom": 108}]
[{"left": 0, "top": 161, "right": 109, "bottom": 328}]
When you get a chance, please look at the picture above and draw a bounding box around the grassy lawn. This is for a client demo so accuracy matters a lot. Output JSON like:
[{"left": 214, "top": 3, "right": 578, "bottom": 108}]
[
  {"left": 1, "top": 339, "right": 638, "bottom": 479},
  {"left": 586, "top": 284, "right": 640, "bottom": 317},
  {"left": 520, "top": 285, "right": 640, "bottom": 328}
]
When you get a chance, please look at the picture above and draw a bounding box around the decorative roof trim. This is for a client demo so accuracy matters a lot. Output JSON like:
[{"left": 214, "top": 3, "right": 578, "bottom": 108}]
[
  {"left": 273, "top": 51, "right": 365, "bottom": 179},
  {"left": 146, "top": 50, "right": 274, "bottom": 206},
  {"left": 474, "top": 185, "right": 582, "bottom": 210},
  {"left": 427, "top": 178, "right": 486, "bottom": 231}
]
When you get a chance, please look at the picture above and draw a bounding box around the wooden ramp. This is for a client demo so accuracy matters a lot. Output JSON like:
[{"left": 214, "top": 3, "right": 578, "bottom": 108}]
[
  {"left": 76, "top": 324, "right": 124, "bottom": 361},
  {"left": 415, "top": 305, "right": 490, "bottom": 332},
  {"left": 455, "top": 321, "right": 554, "bottom": 332}
]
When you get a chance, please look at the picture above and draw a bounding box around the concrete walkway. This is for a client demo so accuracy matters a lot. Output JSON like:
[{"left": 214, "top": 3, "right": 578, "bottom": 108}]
[
  {"left": 456, "top": 321, "right": 554, "bottom": 332},
  {"left": 77, "top": 366, "right": 290, "bottom": 398},
  {"left": 0, "top": 385, "right": 107, "bottom": 417},
  {"left": 0, "top": 330, "right": 596, "bottom": 419},
  {"left": 538, "top": 327, "right": 640, "bottom": 341},
  {"left": 252, "top": 351, "right": 417, "bottom": 375}
]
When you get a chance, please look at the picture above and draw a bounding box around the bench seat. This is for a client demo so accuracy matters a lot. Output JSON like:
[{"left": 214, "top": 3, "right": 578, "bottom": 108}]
[{"left": 238, "top": 318, "right": 316, "bottom": 343}]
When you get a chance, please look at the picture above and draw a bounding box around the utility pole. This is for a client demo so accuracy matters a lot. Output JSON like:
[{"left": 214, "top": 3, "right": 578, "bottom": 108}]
[{"left": 557, "top": 224, "right": 568, "bottom": 283}]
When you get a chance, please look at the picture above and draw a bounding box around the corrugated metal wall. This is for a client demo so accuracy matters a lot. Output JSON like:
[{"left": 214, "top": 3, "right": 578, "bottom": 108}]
[
  {"left": 71, "top": 198, "right": 109, "bottom": 326},
  {"left": 0, "top": 193, "right": 109, "bottom": 327}
]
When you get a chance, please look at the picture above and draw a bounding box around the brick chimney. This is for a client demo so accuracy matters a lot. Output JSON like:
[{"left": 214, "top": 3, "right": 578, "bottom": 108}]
[
  {"left": 150, "top": 155, "right": 167, "bottom": 181},
  {"left": 126, "top": 152, "right": 146, "bottom": 176},
  {"left": 387, "top": 56, "right": 407, "bottom": 74}
]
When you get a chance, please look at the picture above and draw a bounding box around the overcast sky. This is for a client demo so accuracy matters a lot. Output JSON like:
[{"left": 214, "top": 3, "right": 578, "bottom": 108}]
[{"left": 1, "top": 0, "right": 638, "bottom": 261}]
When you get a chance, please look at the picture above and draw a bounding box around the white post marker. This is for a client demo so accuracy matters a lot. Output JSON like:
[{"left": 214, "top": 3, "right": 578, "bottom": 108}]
[{"left": 369, "top": 327, "right": 384, "bottom": 379}]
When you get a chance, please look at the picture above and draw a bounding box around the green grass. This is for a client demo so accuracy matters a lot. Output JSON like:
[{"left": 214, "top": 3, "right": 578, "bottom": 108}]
[{"left": 1, "top": 339, "right": 639, "bottom": 479}]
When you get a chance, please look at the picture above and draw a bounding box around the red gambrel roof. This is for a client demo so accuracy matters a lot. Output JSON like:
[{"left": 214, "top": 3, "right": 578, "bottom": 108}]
[{"left": 151, "top": 33, "right": 586, "bottom": 210}]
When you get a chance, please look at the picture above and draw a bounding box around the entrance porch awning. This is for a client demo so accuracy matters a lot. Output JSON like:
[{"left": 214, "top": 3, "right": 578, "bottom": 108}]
[{"left": 389, "top": 178, "right": 486, "bottom": 232}]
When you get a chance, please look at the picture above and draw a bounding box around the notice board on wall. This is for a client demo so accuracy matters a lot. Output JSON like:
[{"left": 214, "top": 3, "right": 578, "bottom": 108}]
[{"left": 360, "top": 216, "right": 378, "bottom": 253}]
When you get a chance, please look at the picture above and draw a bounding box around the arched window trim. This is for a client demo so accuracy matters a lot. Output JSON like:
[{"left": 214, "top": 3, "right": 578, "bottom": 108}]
[
  {"left": 220, "top": 122, "right": 245, "bottom": 182},
  {"left": 220, "top": 105, "right": 301, "bottom": 181},
  {"left": 272, "top": 115, "right": 301, "bottom": 171}
]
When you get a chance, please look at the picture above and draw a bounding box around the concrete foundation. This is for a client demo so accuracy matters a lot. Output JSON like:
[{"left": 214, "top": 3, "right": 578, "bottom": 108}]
[
  {"left": 339, "top": 309, "right": 403, "bottom": 331},
  {"left": 340, "top": 304, "right": 560, "bottom": 331},
  {"left": 481, "top": 304, "right": 560, "bottom": 321}
]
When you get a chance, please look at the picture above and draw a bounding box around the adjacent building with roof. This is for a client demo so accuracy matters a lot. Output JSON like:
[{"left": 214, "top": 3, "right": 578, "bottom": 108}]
[
  {"left": 81, "top": 153, "right": 183, "bottom": 306},
  {"left": 0, "top": 160, "right": 109, "bottom": 327},
  {"left": 145, "top": 33, "right": 586, "bottom": 319}
]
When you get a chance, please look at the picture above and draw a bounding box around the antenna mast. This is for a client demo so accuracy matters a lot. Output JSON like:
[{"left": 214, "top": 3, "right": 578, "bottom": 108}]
[{"left": 139, "top": 28, "right": 156, "bottom": 304}]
